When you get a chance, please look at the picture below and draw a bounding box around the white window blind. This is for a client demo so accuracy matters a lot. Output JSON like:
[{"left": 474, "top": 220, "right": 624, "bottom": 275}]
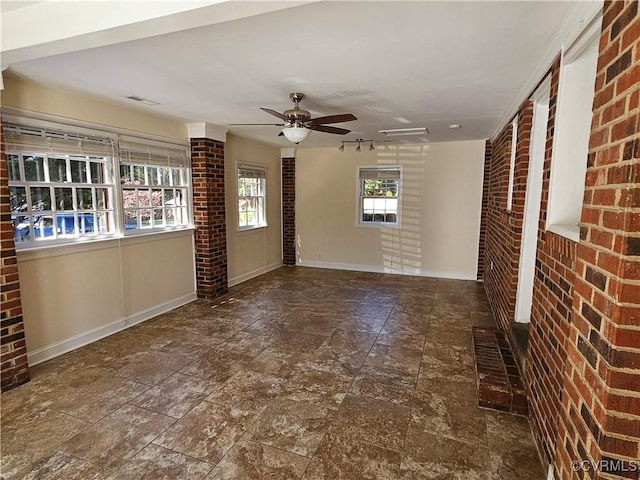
[
  {"left": 359, "top": 167, "right": 401, "bottom": 180},
  {"left": 119, "top": 136, "right": 189, "bottom": 167},
  {"left": 238, "top": 165, "right": 266, "bottom": 179},
  {"left": 3, "top": 123, "right": 114, "bottom": 157}
]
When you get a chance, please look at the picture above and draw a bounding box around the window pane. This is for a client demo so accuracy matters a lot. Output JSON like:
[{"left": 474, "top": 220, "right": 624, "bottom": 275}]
[
  {"left": 31, "top": 187, "right": 51, "bottom": 211},
  {"left": 33, "top": 215, "right": 55, "bottom": 239},
  {"left": 48, "top": 158, "right": 68, "bottom": 182},
  {"left": 140, "top": 209, "right": 151, "bottom": 228},
  {"left": 57, "top": 214, "right": 76, "bottom": 235},
  {"left": 55, "top": 187, "right": 74, "bottom": 210},
  {"left": 122, "top": 189, "right": 137, "bottom": 209},
  {"left": 13, "top": 215, "right": 30, "bottom": 242},
  {"left": 7, "top": 154, "right": 21, "bottom": 181},
  {"left": 153, "top": 209, "right": 164, "bottom": 226},
  {"left": 9, "top": 186, "right": 27, "bottom": 212},
  {"left": 133, "top": 165, "right": 145, "bottom": 184},
  {"left": 78, "top": 213, "right": 95, "bottom": 234},
  {"left": 138, "top": 189, "right": 152, "bottom": 208},
  {"left": 71, "top": 160, "right": 88, "bottom": 183},
  {"left": 96, "top": 212, "right": 110, "bottom": 233},
  {"left": 159, "top": 167, "right": 171, "bottom": 185},
  {"left": 120, "top": 164, "right": 132, "bottom": 183},
  {"left": 151, "top": 189, "right": 162, "bottom": 208},
  {"left": 124, "top": 210, "right": 138, "bottom": 230},
  {"left": 148, "top": 167, "right": 159, "bottom": 186},
  {"left": 24, "top": 156, "right": 45, "bottom": 182},
  {"left": 96, "top": 188, "right": 108, "bottom": 209},
  {"left": 90, "top": 162, "right": 104, "bottom": 184},
  {"left": 77, "top": 188, "right": 93, "bottom": 209},
  {"left": 172, "top": 168, "right": 182, "bottom": 186}
]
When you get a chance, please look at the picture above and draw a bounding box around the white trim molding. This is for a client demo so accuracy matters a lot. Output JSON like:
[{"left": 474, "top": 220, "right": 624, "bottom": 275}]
[
  {"left": 26, "top": 292, "right": 197, "bottom": 366},
  {"left": 299, "top": 260, "right": 477, "bottom": 281},
  {"left": 228, "top": 261, "right": 283, "bottom": 287},
  {"left": 187, "top": 122, "right": 228, "bottom": 142}
]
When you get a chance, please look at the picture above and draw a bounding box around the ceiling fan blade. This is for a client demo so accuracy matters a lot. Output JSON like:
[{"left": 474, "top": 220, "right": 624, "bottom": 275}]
[
  {"left": 229, "top": 123, "right": 285, "bottom": 126},
  {"left": 309, "top": 113, "right": 357, "bottom": 125},
  {"left": 308, "top": 124, "right": 351, "bottom": 135},
  {"left": 260, "top": 107, "right": 288, "bottom": 121}
]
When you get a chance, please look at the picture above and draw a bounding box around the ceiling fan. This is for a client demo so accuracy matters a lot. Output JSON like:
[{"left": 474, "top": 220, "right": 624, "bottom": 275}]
[{"left": 230, "top": 93, "right": 357, "bottom": 144}]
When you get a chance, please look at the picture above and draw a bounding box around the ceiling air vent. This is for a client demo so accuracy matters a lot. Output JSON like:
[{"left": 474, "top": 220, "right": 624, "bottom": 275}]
[{"left": 126, "top": 95, "right": 159, "bottom": 106}]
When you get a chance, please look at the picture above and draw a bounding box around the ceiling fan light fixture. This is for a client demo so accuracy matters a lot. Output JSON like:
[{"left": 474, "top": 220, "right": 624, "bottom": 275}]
[
  {"left": 339, "top": 142, "right": 344, "bottom": 152},
  {"left": 369, "top": 141, "right": 375, "bottom": 151},
  {"left": 356, "top": 140, "right": 361, "bottom": 152},
  {"left": 281, "top": 125, "right": 311, "bottom": 144}
]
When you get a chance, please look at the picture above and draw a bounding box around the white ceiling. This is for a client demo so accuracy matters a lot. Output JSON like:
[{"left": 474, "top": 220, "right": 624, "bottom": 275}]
[{"left": 2, "top": 1, "right": 597, "bottom": 148}]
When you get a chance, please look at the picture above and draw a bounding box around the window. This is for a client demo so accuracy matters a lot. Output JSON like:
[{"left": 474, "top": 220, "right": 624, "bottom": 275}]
[
  {"left": 547, "top": 18, "right": 600, "bottom": 241},
  {"left": 506, "top": 117, "right": 518, "bottom": 212},
  {"left": 358, "top": 166, "right": 401, "bottom": 226},
  {"left": 5, "top": 124, "right": 116, "bottom": 246},
  {"left": 5, "top": 120, "right": 192, "bottom": 248},
  {"left": 119, "top": 164, "right": 189, "bottom": 231},
  {"left": 237, "top": 165, "right": 266, "bottom": 230}
]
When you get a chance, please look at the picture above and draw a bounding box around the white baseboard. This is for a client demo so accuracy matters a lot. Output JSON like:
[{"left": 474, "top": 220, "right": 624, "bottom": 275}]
[
  {"left": 228, "top": 261, "right": 283, "bottom": 287},
  {"left": 27, "top": 293, "right": 197, "bottom": 366},
  {"left": 298, "top": 260, "right": 477, "bottom": 281}
]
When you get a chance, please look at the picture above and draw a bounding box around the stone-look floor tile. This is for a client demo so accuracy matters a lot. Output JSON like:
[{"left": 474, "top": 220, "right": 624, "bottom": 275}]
[
  {"left": 129, "top": 373, "right": 220, "bottom": 418},
  {"left": 1, "top": 409, "right": 91, "bottom": 479},
  {"left": 91, "top": 331, "right": 173, "bottom": 357},
  {"left": 180, "top": 349, "right": 256, "bottom": 382},
  {"left": 207, "top": 439, "right": 309, "bottom": 480},
  {"left": 110, "top": 444, "right": 213, "bottom": 480},
  {"left": 302, "top": 346, "right": 367, "bottom": 377},
  {"left": 20, "top": 451, "right": 109, "bottom": 480},
  {"left": 60, "top": 404, "right": 175, "bottom": 470},
  {"left": 322, "top": 329, "right": 378, "bottom": 354},
  {"left": 280, "top": 311, "right": 343, "bottom": 336},
  {"left": 402, "top": 427, "right": 491, "bottom": 479},
  {"left": 363, "top": 343, "right": 423, "bottom": 376},
  {"left": 375, "top": 332, "right": 426, "bottom": 350},
  {"left": 419, "top": 341, "right": 475, "bottom": 382},
  {"left": 188, "top": 318, "right": 245, "bottom": 340},
  {"left": 329, "top": 394, "right": 410, "bottom": 452},
  {"left": 48, "top": 377, "right": 150, "bottom": 423},
  {"left": 215, "top": 331, "right": 273, "bottom": 356},
  {"left": 484, "top": 411, "right": 545, "bottom": 480},
  {"left": 155, "top": 337, "right": 219, "bottom": 360},
  {"left": 115, "top": 350, "right": 193, "bottom": 386},
  {"left": 153, "top": 401, "right": 257, "bottom": 464},
  {"left": 243, "top": 316, "right": 290, "bottom": 336},
  {"left": 205, "top": 370, "right": 287, "bottom": 414},
  {"left": 269, "top": 329, "right": 329, "bottom": 353},
  {"left": 246, "top": 398, "right": 335, "bottom": 457},
  {"left": 338, "top": 314, "right": 388, "bottom": 333},
  {"left": 380, "top": 312, "right": 430, "bottom": 337},
  {"left": 302, "top": 432, "right": 402, "bottom": 480},
  {"left": 349, "top": 366, "right": 416, "bottom": 407},
  {"left": 246, "top": 347, "right": 313, "bottom": 378},
  {"left": 411, "top": 379, "right": 488, "bottom": 447},
  {"left": 286, "top": 367, "right": 354, "bottom": 408},
  {"left": 426, "top": 323, "right": 472, "bottom": 349}
]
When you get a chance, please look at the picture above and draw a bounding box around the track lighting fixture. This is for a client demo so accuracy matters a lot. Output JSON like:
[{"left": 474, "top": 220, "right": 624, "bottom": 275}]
[{"left": 337, "top": 138, "right": 380, "bottom": 152}]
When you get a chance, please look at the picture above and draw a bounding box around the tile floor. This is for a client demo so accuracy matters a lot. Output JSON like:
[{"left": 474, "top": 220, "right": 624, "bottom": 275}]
[{"left": 0, "top": 267, "right": 545, "bottom": 479}]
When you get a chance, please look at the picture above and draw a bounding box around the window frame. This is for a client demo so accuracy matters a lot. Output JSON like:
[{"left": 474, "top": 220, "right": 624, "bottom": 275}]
[
  {"left": 4, "top": 116, "right": 193, "bottom": 250},
  {"left": 356, "top": 165, "right": 402, "bottom": 228},
  {"left": 237, "top": 162, "right": 268, "bottom": 232}
]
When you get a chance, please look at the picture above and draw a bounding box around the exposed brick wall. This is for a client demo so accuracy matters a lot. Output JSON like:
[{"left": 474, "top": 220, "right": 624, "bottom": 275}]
[
  {"left": 483, "top": 102, "right": 534, "bottom": 332},
  {"left": 552, "top": 1, "right": 640, "bottom": 477},
  {"left": 0, "top": 121, "right": 30, "bottom": 391},
  {"left": 282, "top": 156, "right": 296, "bottom": 266},
  {"left": 477, "top": 140, "right": 491, "bottom": 281},
  {"left": 191, "top": 138, "right": 228, "bottom": 299}
]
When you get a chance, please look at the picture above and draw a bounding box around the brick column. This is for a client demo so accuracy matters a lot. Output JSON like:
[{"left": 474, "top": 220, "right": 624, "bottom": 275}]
[
  {"left": 282, "top": 152, "right": 296, "bottom": 266},
  {"left": 552, "top": 1, "right": 640, "bottom": 478},
  {"left": 477, "top": 140, "right": 491, "bottom": 281},
  {"left": 0, "top": 121, "right": 30, "bottom": 391},
  {"left": 191, "top": 136, "right": 228, "bottom": 299}
]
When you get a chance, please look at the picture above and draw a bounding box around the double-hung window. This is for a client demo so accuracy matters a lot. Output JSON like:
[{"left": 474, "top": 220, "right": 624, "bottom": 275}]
[
  {"left": 237, "top": 164, "right": 266, "bottom": 230},
  {"left": 119, "top": 137, "right": 190, "bottom": 232},
  {"left": 5, "top": 119, "right": 193, "bottom": 248},
  {"left": 358, "top": 166, "right": 401, "bottom": 226},
  {"left": 5, "top": 123, "right": 116, "bottom": 246}
]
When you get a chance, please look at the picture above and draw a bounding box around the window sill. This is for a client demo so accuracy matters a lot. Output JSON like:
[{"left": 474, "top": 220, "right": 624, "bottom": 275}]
[
  {"left": 547, "top": 223, "right": 579, "bottom": 242},
  {"left": 356, "top": 222, "right": 401, "bottom": 229},
  {"left": 16, "top": 227, "right": 195, "bottom": 262},
  {"left": 238, "top": 224, "right": 268, "bottom": 234}
]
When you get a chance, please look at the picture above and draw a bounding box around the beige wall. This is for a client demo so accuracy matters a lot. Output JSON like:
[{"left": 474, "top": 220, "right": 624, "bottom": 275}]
[
  {"left": 296, "top": 140, "right": 485, "bottom": 279},
  {"left": 18, "top": 232, "right": 196, "bottom": 361},
  {"left": 1, "top": 74, "right": 188, "bottom": 141},
  {"left": 225, "top": 133, "right": 282, "bottom": 285},
  {"left": 4, "top": 75, "right": 197, "bottom": 364}
]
